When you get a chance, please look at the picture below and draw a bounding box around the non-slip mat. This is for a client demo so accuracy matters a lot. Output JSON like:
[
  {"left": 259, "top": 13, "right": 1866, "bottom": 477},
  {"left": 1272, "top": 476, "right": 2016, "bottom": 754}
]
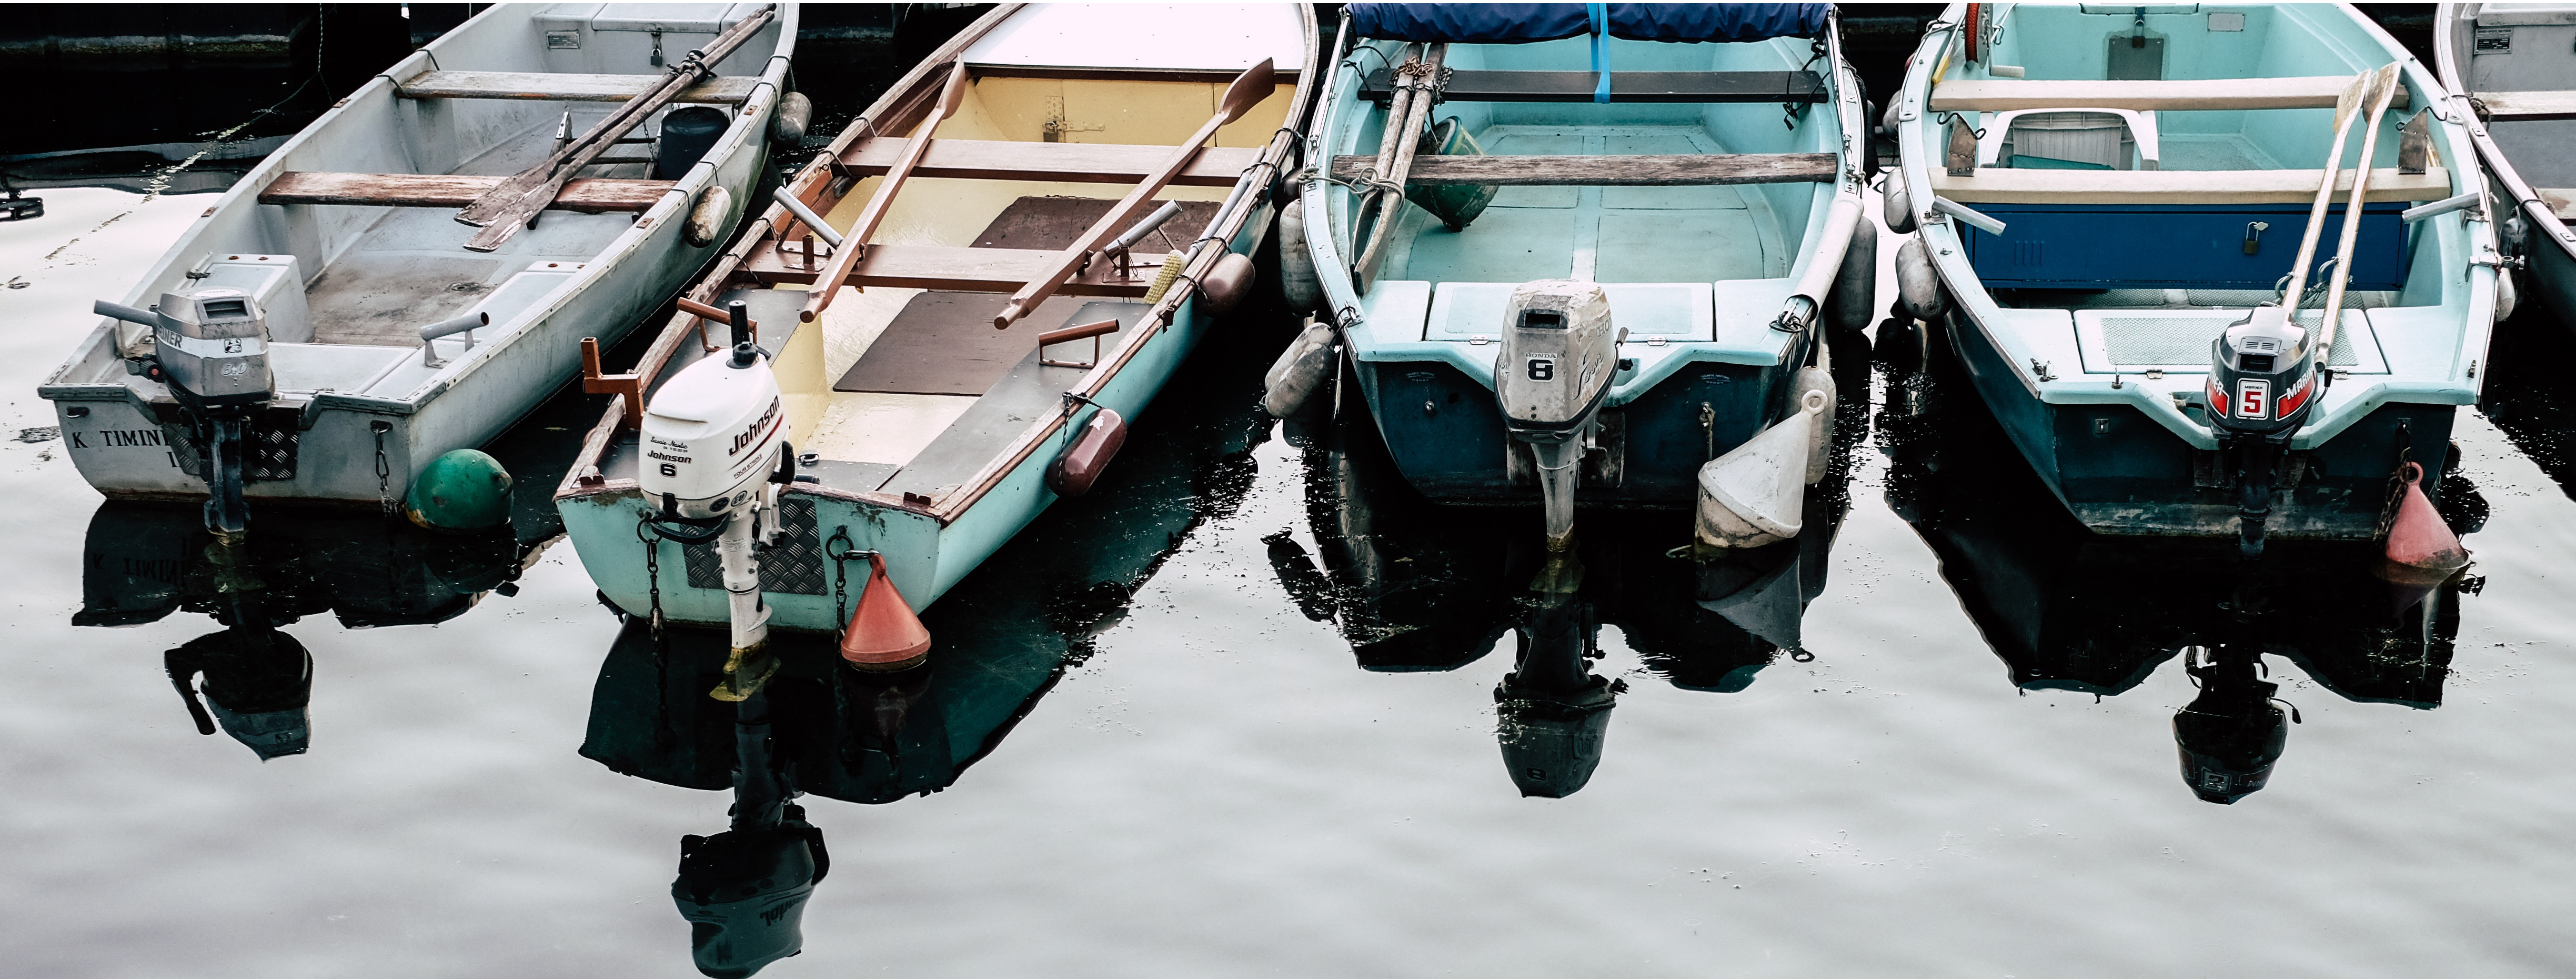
[{"left": 832, "top": 195, "right": 1217, "bottom": 395}]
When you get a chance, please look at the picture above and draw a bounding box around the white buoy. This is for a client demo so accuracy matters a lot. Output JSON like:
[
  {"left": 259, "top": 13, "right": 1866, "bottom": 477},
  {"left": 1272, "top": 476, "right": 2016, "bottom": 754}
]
[
  {"left": 1262, "top": 316, "right": 1339, "bottom": 417},
  {"left": 1694, "top": 390, "right": 1827, "bottom": 550},
  {"left": 1278, "top": 198, "right": 1324, "bottom": 314}
]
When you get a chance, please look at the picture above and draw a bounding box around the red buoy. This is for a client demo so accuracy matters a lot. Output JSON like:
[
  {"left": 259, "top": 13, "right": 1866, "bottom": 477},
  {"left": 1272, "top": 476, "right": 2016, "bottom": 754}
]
[
  {"left": 840, "top": 553, "right": 931, "bottom": 672},
  {"left": 2377, "top": 462, "right": 2469, "bottom": 601}
]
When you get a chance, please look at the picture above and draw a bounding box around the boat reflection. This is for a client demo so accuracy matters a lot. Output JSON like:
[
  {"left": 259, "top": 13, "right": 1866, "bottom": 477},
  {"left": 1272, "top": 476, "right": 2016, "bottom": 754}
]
[
  {"left": 77, "top": 501, "right": 524, "bottom": 759},
  {"left": 580, "top": 330, "right": 1274, "bottom": 975},
  {"left": 2479, "top": 304, "right": 2576, "bottom": 503},
  {"left": 1269, "top": 384, "right": 1860, "bottom": 797},
  {"left": 1881, "top": 326, "right": 2479, "bottom": 803}
]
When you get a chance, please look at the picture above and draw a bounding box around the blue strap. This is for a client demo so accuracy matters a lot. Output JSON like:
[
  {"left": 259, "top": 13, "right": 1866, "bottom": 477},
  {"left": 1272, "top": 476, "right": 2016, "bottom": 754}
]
[{"left": 1588, "top": 3, "right": 1610, "bottom": 103}]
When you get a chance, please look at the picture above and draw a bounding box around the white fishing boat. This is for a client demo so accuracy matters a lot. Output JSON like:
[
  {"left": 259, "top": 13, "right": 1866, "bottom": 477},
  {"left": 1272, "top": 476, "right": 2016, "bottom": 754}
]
[
  {"left": 38, "top": 3, "right": 798, "bottom": 532},
  {"left": 551, "top": 4, "right": 1319, "bottom": 685},
  {"left": 2436, "top": 4, "right": 2575, "bottom": 325}
]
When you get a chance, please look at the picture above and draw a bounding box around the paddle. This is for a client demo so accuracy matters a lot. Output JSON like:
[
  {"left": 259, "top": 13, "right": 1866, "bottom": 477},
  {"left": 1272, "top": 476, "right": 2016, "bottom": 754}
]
[
  {"left": 1353, "top": 43, "right": 1449, "bottom": 288},
  {"left": 456, "top": 5, "right": 777, "bottom": 252},
  {"left": 798, "top": 63, "right": 969, "bottom": 324},
  {"left": 2276, "top": 69, "right": 2375, "bottom": 312},
  {"left": 991, "top": 58, "right": 1277, "bottom": 331},
  {"left": 1346, "top": 43, "right": 1424, "bottom": 288},
  {"left": 2316, "top": 63, "right": 2404, "bottom": 354}
]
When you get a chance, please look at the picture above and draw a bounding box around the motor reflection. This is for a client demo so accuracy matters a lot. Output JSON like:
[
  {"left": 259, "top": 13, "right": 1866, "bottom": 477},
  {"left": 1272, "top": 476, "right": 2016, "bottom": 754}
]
[
  {"left": 1880, "top": 316, "right": 2478, "bottom": 804},
  {"left": 79, "top": 501, "right": 524, "bottom": 759}
]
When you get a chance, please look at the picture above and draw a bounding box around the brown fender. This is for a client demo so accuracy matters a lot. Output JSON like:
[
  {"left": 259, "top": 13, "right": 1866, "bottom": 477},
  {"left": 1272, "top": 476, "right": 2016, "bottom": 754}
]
[{"left": 1046, "top": 408, "right": 1126, "bottom": 497}]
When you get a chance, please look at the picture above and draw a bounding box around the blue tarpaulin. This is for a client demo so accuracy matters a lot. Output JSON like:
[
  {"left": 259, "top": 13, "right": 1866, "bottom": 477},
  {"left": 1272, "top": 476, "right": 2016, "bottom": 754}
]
[{"left": 1349, "top": 4, "right": 1829, "bottom": 44}]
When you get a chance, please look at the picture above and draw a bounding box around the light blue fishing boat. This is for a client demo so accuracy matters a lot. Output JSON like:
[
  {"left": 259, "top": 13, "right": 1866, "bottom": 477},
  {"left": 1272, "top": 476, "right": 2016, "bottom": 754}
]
[
  {"left": 1283, "top": 2, "right": 1873, "bottom": 556},
  {"left": 1888, "top": 2, "right": 2502, "bottom": 554}
]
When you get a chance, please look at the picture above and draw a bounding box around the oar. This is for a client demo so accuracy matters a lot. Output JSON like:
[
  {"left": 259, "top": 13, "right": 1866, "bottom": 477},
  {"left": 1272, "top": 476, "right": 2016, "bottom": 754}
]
[
  {"left": 1345, "top": 44, "right": 1424, "bottom": 288},
  {"left": 991, "top": 58, "right": 1276, "bottom": 331},
  {"left": 457, "top": 5, "right": 777, "bottom": 252},
  {"left": 798, "top": 63, "right": 969, "bottom": 324},
  {"left": 2277, "top": 69, "right": 2375, "bottom": 312},
  {"left": 1353, "top": 43, "right": 1448, "bottom": 288},
  {"left": 2316, "top": 63, "right": 2405, "bottom": 354}
]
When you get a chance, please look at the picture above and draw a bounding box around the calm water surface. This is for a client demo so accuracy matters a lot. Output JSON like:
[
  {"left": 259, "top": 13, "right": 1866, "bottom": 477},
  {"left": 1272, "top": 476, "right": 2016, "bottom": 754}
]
[{"left": 7, "top": 172, "right": 2576, "bottom": 977}]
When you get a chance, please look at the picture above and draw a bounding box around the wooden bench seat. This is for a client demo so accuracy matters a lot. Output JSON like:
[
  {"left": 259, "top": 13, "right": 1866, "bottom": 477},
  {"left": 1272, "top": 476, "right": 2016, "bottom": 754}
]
[
  {"left": 396, "top": 70, "right": 759, "bottom": 104},
  {"left": 1363, "top": 69, "right": 1824, "bottom": 104},
  {"left": 1929, "top": 76, "right": 2410, "bottom": 113},
  {"left": 2476, "top": 89, "right": 2576, "bottom": 121},
  {"left": 2532, "top": 188, "right": 2576, "bottom": 222},
  {"left": 740, "top": 241, "right": 1154, "bottom": 296},
  {"left": 1931, "top": 167, "right": 2450, "bottom": 205},
  {"left": 838, "top": 138, "right": 1265, "bottom": 187},
  {"left": 259, "top": 172, "right": 675, "bottom": 212},
  {"left": 1328, "top": 152, "right": 1836, "bottom": 186}
]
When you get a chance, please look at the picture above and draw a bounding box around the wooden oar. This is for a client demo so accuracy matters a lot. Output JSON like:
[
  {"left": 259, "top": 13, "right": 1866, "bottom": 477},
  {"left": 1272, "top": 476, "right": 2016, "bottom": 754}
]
[
  {"left": 1353, "top": 43, "right": 1447, "bottom": 288},
  {"left": 2277, "top": 69, "right": 2374, "bottom": 311},
  {"left": 2317, "top": 63, "right": 2404, "bottom": 353},
  {"left": 798, "top": 63, "right": 969, "bottom": 324},
  {"left": 457, "top": 5, "right": 776, "bottom": 252},
  {"left": 991, "top": 58, "right": 1277, "bottom": 331},
  {"left": 1345, "top": 44, "right": 1424, "bottom": 287}
]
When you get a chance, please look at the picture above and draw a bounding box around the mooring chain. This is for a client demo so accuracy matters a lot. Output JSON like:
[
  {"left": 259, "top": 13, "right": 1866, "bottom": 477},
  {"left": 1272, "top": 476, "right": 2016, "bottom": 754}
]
[
  {"left": 637, "top": 515, "right": 668, "bottom": 637},
  {"left": 371, "top": 421, "right": 395, "bottom": 516},
  {"left": 823, "top": 525, "right": 878, "bottom": 643}
]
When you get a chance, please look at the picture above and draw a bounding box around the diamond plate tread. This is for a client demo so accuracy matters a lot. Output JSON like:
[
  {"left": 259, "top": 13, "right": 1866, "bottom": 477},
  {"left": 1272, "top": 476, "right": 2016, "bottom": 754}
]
[{"left": 682, "top": 496, "right": 826, "bottom": 595}]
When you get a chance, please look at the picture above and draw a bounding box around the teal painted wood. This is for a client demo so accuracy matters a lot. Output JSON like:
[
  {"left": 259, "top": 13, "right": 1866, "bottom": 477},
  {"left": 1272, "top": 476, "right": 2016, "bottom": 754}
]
[
  {"left": 1299, "top": 16, "right": 1869, "bottom": 506},
  {"left": 1893, "top": 2, "right": 2499, "bottom": 539}
]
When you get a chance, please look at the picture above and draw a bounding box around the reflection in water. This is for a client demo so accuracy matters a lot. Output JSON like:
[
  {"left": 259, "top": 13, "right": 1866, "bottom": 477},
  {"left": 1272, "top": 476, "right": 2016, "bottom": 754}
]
[
  {"left": 1879, "top": 317, "right": 2478, "bottom": 804},
  {"left": 1270, "top": 340, "right": 1869, "bottom": 796},
  {"left": 78, "top": 502, "right": 524, "bottom": 759},
  {"left": 2479, "top": 305, "right": 2576, "bottom": 502},
  {"left": 582, "top": 321, "right": 1279, "bottom": 974}
]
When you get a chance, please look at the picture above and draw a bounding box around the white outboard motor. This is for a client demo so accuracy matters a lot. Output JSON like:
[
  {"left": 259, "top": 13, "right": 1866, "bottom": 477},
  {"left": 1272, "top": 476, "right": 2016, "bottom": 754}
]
[
  {"left": 95, "top": 288, "right": 277, "bottom": 536},
  {"left": 640, "top": 302, "right": 793, "bottom": 699},
  {"left": 1494, "top": 280, "right": 1618, "bottom": 548}
]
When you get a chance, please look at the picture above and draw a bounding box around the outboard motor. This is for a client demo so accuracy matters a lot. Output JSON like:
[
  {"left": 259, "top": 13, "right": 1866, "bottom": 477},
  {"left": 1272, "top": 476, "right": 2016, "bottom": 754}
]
[
  {"left": 640, "top": 303, "right": 793, "bottom": 701},
  {"left": 95, "top": 289, "right": 277, "bottom": 535},
  {"left": 2206, "top": 304, "right": 2319, "bottom": 557},
  {"left": 2172, "top": 643, "right": 2293, "bottom": 805},
  {"left": 164, "top": 626, "right": 313, "bottom": 761},
  {"left": 673, "top": 689, "right": 828, "bottom": 978},
  {"left": 1492, "top": 588, "right": 1619, "bottom": 798},
  {"left": 1495, "top": 281, "right": 1618, "bottom": 552}
]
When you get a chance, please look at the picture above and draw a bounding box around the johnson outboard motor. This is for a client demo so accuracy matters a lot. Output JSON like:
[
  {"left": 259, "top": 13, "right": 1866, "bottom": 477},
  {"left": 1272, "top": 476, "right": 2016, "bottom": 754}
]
[
  {"left": 1495, "top": 281, "right": 1618, "bottom": 552},
  {"left": 2206, "top": 304, "right": 2319, "bottom": 557},
  {"left": 639, "top": 303, "right": 793, "bottom": 700},
  {"left": 2172, "top": 643, "right": 2293, "bottom": 804},
  {"left": 1492, "top": 589, "right": 1620, "bottom": 798},
  {"left": 96, "top": 289, "right": 277, "bottom": 535}
]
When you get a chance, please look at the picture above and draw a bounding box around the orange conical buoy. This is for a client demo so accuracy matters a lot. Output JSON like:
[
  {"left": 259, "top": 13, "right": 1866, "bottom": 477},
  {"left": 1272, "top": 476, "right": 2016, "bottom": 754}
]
[
  {"left": 2377, "top": 462, "right": 2470, "bottom": 605},
  {"left": 840, "top": 554, "right": 931, "bottom": 672}
]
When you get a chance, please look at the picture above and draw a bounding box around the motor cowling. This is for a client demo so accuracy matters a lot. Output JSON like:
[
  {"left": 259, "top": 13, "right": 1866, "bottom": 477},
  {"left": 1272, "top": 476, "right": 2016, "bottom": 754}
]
[
  {"left": 640, "top": 347, "right": 786, "bottom": 521},
  {"left": 151, "top": 288, "right": 276, "bottom": 411},
  {"left": 2206, "top": 305, "right": 2318, "bottom": 437},
  {"left": 1494, "top": 280, "right": 1616, "bottom": 443}
]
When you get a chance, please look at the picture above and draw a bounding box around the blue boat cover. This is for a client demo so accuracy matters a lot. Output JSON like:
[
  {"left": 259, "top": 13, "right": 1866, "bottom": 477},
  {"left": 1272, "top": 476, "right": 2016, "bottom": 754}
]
[{"left": 1349, "top": 4, "right": 1828, "bottom": 44}]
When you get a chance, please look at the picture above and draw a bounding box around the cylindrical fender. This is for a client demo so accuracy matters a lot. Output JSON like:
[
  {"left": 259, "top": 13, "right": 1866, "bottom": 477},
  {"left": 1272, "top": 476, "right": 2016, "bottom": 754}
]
[
  {"left": 1046, "top": 408, "right": 1126, "bottom": 497},
  {"left": 1896, "top": 236, "right": 1946, "bottom": 322},
  {"left": 771, "top": 91, "right": 813, "bottom": 146},
  {"left": 685, "top": 185, "right": 731, "bottom": 248},
  {"left": 1263, "top": 317, "right": 1339, "bottom": 417},
  {"left": 2495, "top": 266, "right": 2519, "bottom": 324},
  {"left": 1832, "top": 218, "right": 1878, "bottom": 335},
  {"left": 1200, "top": 251, "right": 1257, "bottom": 315},
  {"left": 1883, "top": 181, "right": 1917, "bottom": 235},
  {"left": 1278, "top": 198, "right": 1325, "bottom": 314}
]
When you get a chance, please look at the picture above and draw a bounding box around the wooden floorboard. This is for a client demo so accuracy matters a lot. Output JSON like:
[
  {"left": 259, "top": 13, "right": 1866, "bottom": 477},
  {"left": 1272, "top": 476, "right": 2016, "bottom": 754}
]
[
  {"left": 260, "top": 172, "right": 675, "bottom": 212},
  {"left": 838, "top": 138, "right": 1264, "bottom": 187}
]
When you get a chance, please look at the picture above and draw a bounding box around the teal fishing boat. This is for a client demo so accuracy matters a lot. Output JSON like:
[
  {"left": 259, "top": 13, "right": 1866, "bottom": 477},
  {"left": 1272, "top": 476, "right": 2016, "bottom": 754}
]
[
  {"left": 1284, "top": 3, "right": 1872, "bottom": 556},
  {"left": 1888, "top": 3, "right": 2502, "bottom": 554}
]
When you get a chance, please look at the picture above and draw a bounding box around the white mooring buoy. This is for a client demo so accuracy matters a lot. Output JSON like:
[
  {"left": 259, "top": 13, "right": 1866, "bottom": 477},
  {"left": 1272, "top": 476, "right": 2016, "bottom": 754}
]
[{"left": 1694, "top": 389, "right": 1828, "bottom": 550}]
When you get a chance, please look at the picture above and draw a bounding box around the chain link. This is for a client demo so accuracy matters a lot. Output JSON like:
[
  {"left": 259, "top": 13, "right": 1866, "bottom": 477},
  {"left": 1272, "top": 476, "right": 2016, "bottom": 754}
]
[
  {"left": 638, "top": 514, "right": 666, "bottom": 637},
  {"left": 370, "top": 421, "right": 394, "bottom": 515}
]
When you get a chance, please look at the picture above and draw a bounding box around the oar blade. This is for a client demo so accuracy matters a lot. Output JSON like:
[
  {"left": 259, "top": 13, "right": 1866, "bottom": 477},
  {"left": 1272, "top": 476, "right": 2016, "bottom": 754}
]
[{"left": 1218, "top": 58, "right": 1277, "bottom": 124}]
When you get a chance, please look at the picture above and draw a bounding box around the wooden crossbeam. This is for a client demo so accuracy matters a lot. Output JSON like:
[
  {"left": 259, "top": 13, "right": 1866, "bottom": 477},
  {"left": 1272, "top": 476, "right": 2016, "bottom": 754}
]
[
  {"left": 1930, "top": 167, "right": 2451, "bottom": 205},
  {"left": 2474, "top": 89, "right": 2576, "bottom": 121},
  {"left": 1929, "top": 76, "right": 2411, "bottom": 113},
  {"left": 259, "top": 172, "right": 675, "bottom": 212},
  {"left": 1362, "top": 69, "right": 1824, "bottom": 104},
  {"left": 739, "top": 241, "right": 1155, "bottom": 296},
  {"left": 1328, "top": 152, "right": 1836, "bottom": 186},
  {"left": 2534, "top": 188, "right": 2576, "bottom": 222},
  {"left": 839, "top": 138, "right": 1266, "bottom": 186},
  {"left": 397, "top": 70, "right": 760, "bottom": 104}
]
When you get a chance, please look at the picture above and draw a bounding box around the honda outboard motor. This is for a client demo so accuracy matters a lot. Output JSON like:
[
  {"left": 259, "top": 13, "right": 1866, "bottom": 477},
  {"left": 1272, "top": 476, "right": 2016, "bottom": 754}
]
[
  {"left": 95, "top": 289, "right": 277, "bottom": 535},
  {"left": 1494, "top": 281, "right": 1618, "bottom": 551},
  {"left": 1492, "top": 589, "right": 1619, "bottom": 798},
  {"left": 2172, "top": 644, "right": 2292, "bottom": 804},
  {"left": 640, "top": 303, "right": 793, "bottom": 701},
  {"left": 2206, "top": 305, "right": 2319, "bottom": 557}
]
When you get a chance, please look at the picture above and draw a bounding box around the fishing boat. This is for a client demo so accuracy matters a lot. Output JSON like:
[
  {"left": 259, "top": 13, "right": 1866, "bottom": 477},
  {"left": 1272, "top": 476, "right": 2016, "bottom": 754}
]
[
  {"left": 552, "top": 3, "right": 1319, "bottom": 682},
  {"left": 1285, "top": 3, "right": 1872, "bottom": 558},
  {"left": 2435, "top": 4, "right": 2576, "bottom": 326},
  {"left": 39, "top": 3, "right": 799, "bottom": 533},
  {"left": 1888, "top": 3, "right": 2502, "bottom": 555}
]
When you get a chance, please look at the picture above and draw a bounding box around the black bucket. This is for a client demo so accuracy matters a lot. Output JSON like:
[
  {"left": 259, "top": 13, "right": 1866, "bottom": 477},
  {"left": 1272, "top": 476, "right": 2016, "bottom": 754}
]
[{"left": 653, "top": 106, "right": 731, "bottom": 181}]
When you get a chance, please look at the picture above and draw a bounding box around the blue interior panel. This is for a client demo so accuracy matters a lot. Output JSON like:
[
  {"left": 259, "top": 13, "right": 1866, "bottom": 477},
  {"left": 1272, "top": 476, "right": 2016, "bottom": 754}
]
[{"left": 1961, "top": 203, "right": 2408, "bottom": 290}]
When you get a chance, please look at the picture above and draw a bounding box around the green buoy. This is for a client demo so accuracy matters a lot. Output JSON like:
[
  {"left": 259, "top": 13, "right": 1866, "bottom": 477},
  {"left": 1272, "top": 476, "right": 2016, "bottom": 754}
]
[{"left": 406, "top": 449, "right": 513, "bottom": 532}]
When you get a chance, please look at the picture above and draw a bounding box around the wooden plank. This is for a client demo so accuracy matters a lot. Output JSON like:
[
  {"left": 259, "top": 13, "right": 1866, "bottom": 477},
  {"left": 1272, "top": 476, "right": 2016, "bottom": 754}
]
[
  {"left": 1930, "top": 167, "right": 2451, "bottom": 205},
  {"left": 2476, "top": 89, "right": 2576, "bottom": 121},
  {"left": 258, "top": 172, "right": 675, "bottom": 212},
  {"left": 1327, "top": 152, "right": 1835, "bottom": 186},
  {"left": 839, "top": 138, "right": 1265, "bottom": 186},
  {"left": 397, "top": 70, "right": 759, "bottom": 104},
  {"left": 1363, "top": 69, "right": 1824, "bottom": 104},
  {"left": 738, "top": 242, "right": 1153, "bottom": 296},
  {"left": 2534, "top": 188, "right": 2576, "bottom": 222},
  {"left": 1928, "top": 76, "right": 2409, "bottom": 112}
]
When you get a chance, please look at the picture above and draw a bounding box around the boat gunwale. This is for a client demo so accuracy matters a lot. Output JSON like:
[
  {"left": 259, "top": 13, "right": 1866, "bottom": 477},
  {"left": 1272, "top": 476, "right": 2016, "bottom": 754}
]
[
  {"left": 552, "top": 2, "right": 1326, "bottom": 527},
  {"left": 2431, "top": 3, "right": 2576, "bottom": 269}
]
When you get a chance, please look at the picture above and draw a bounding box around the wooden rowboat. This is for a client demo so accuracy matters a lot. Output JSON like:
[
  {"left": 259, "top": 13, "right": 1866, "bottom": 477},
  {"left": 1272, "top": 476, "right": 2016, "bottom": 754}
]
[
  {"left": 555, "top": 3, "right": 1321, "bottom": 634},
  {"left": 2436, "top": 4, "right": 2576, "bottom": 327}
]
